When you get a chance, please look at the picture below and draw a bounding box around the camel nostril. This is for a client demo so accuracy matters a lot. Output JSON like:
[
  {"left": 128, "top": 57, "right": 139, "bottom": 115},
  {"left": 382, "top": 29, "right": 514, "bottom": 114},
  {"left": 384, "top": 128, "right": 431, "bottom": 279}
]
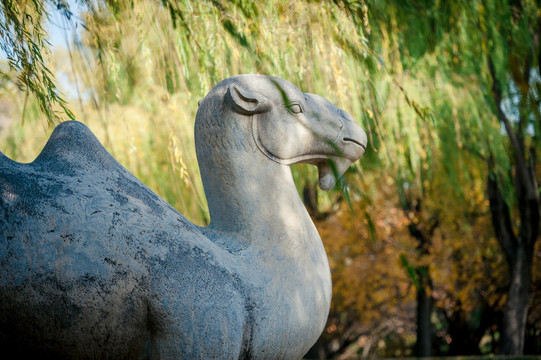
[{"left": 343, "top": 137, "right": 366, "bottom": 150}]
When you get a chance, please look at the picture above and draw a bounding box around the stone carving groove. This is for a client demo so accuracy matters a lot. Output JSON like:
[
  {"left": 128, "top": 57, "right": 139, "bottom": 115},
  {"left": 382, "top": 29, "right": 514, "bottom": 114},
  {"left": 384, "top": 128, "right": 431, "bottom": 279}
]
[{"left": 0, "top": 74, "right": 367, "bottom": 359}]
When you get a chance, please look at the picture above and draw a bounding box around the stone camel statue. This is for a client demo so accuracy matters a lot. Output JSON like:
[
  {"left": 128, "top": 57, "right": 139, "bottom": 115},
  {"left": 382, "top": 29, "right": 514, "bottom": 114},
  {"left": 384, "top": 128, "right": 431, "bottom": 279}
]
[{"left": 0, "top": 74, "right": 367, "bottom": 359}]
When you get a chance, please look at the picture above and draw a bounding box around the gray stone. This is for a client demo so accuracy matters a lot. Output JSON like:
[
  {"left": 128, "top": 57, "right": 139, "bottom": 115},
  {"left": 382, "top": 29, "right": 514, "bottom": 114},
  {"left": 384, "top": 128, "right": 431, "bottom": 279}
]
[{"left": 0, "top": 74, "right": 367, "bottom": 359}]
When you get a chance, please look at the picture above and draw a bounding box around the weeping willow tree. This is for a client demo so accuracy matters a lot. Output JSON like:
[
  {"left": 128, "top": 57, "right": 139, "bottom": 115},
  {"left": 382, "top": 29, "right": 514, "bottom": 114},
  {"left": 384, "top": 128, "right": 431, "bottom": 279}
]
[
  {"left": 1, "top": 0, "right": 540, "bottom": 356},
  {"left": 362, "top": 0, "right": 540, "bottom": 355}
]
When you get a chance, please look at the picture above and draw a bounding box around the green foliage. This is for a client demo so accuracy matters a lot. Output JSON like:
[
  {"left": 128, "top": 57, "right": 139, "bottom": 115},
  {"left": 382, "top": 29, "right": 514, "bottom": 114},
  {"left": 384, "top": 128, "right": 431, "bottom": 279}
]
[
  {"left": 1, "top": 0, "right": 540, "bottom": 357},
  {"left": 0, "top": 0, "right": 74, "bottom": 125}
]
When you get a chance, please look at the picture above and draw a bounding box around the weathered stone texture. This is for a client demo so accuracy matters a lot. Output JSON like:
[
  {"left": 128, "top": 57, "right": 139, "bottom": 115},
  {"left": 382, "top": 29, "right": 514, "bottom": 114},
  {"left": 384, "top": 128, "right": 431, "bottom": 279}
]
[{"left": 0, "top": 75, "right": 366, "bottom": 359}]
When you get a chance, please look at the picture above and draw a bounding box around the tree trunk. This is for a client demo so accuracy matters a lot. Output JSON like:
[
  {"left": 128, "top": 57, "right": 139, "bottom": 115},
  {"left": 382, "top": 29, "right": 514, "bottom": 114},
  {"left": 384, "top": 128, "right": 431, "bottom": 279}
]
[
  {"left": 487, "top": 173, "right": 538, "bottom": 355},
  {"left": 400, "top": 193, "right": 437, "bottom": 357},
  {"left": 499, "top": 245, "right": 533, "bottom": 354},
  {"left": 416, "top": 267, "right": 432, "bottom": 357}
]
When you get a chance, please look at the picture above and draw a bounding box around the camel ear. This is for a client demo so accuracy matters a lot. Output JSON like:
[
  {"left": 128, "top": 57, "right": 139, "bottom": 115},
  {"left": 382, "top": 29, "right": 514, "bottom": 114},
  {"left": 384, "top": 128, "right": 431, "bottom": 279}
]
[{"left": 225, "top": 85, "right": 271, "bottom": 115}]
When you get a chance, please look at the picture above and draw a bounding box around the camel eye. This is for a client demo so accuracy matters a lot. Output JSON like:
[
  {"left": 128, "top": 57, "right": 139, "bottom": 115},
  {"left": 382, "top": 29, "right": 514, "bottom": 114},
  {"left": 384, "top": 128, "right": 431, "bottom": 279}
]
[{"left": 287, "top": 103, "right": 303, "bottom": 114}]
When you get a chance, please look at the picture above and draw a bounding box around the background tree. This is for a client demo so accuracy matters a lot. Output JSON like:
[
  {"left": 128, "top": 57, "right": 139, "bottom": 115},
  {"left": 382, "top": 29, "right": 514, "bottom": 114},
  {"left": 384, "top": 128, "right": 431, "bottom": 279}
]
[{"left": 352, "top": 0, "right": 540, "bottom": 354}]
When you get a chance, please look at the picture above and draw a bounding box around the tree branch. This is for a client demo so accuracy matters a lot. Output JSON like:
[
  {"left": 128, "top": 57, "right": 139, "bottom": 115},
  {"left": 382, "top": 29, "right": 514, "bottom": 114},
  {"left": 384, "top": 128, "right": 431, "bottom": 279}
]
[
  {"left": 487, "top": 56, "right": 536, "bottom": 203},
  {"left": 487, "top": 170, "right": 517, "bottom": 263}
]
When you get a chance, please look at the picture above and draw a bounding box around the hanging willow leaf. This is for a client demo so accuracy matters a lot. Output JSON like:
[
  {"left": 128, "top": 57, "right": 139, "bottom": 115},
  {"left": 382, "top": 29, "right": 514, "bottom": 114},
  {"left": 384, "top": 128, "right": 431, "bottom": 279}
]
[{"left": 0, "top": 0, "right": 76, "bottom": 126}]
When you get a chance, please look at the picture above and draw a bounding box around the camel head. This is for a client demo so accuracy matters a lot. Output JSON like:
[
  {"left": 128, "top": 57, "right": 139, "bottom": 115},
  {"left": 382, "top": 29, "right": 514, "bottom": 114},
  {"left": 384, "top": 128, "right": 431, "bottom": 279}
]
[{"left": 196, "top": 74, "right": 367, "bottom": 190}]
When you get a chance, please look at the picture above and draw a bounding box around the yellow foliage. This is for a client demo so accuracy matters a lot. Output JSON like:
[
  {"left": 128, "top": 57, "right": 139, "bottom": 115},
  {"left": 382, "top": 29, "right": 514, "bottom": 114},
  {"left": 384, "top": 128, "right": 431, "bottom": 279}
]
[{"left": 317, "top": 172, "right": 416, "bottom": 335}]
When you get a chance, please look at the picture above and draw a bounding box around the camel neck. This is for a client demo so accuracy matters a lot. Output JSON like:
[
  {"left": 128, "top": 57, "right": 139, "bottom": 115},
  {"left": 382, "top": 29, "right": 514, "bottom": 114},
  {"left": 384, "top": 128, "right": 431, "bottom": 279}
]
[{"left": 197, "top": 144, "right": 316, "bottom": 254}]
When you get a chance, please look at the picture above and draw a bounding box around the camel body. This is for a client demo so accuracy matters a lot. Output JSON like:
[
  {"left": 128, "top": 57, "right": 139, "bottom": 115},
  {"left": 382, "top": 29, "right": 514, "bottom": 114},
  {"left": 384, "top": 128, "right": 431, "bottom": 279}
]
[{"left": 0, "top": 75, "right": 366, "bottom": 359}]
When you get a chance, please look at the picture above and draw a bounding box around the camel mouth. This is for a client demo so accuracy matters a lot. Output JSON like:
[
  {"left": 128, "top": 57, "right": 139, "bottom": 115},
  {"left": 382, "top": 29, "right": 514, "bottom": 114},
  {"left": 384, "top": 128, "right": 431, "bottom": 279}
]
[
  {"left": 343, "top": 137, "right": 366, "bottom": 150},
  {"left": 316, "top": 156, "right": 354, "bottom": 191}
]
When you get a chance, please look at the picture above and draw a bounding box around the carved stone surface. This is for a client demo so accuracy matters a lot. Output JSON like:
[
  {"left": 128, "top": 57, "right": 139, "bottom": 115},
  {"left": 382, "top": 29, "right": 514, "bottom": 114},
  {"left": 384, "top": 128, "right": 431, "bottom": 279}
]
[{"left": 0, "top": 74, "right": 366, "bottom": 359}]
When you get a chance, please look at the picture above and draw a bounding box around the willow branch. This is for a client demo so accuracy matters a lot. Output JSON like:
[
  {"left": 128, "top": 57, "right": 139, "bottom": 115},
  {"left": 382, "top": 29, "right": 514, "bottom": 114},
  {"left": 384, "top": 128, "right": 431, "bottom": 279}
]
[{"left": 487, "top": 56, "right": 533, "bottom": 198}]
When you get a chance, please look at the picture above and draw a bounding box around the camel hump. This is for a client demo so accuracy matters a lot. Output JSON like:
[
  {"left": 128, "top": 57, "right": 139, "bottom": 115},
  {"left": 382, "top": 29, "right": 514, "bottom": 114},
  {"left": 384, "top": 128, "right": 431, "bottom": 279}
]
[{"left": 32, "top": 120, "right": 120, "bottom": 176}]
